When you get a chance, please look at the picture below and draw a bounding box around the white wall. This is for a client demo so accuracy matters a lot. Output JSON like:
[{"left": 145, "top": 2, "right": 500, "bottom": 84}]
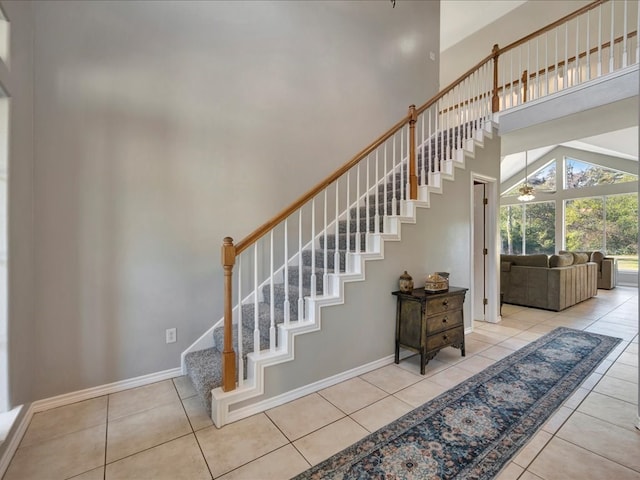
[{"left": 29, "top": 0, "right": 440, "bottom": 400}]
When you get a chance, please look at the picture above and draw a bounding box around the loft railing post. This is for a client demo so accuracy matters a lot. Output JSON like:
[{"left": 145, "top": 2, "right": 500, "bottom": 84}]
[
  {"left": 491, "top": 44, "right": 500, "bottom": 113},
  {"left": 221, "top": 236, "right": 237, "bottom": 392},
  {"left": 521, "top": 69, "right": 529, "bottom": 103},
  {"left": 408, "top": 104, "right": 417, "bottom": 200}
]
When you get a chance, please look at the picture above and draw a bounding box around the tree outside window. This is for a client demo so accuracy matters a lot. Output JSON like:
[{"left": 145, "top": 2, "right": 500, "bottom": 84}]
[
  {"left": 565, "top": 193, "right": 638, "bottom": 271},
  {"left": 500, "top": 201, "right": 555, "bottom": 255}
]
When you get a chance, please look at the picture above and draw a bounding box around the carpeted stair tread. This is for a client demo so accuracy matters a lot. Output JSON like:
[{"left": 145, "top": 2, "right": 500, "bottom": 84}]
[
  {"left": 184, "top": 346, "right": 223, "bottom": 412},
  {"left": 286, "top": 265, "right": 331, "bottom": 289},
  {"left": 213, "top": 322, "right": 270, "bottom": 355},
  {"left": 301, "top": 249, "right": 347, "bottom": 271},
  {"left": 320, "top": 232, "right": 367, "bottom": 251},
  {"left": 349, "top": 201, "right": 401, "bottom": 220}
]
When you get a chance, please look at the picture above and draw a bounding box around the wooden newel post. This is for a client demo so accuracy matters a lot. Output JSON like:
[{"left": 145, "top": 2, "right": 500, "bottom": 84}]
[
  {"left": 221, "top": 237, "right": 237, "bottom": 392},
  {"left": 491, "top": 44, "right": 500, "bottom": 113},
  {"left": 521, "top": 70, "right": 528, "bottom": 103},
  {"left": 408, "top": 104, "right": 418, "bottom": 200}
]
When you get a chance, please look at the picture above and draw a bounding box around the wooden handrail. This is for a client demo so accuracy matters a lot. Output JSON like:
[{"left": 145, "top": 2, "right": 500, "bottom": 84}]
[
  {"left": 524, "top": 30, "right": 638, "bottom": 82},
  {"left": 497, "top": 0, "right": 605, "bottom": 57},
  {"left": 415, "top": 53, "right": 495, "bottom": 117},
  {"left": 493, "top": 29, "right": 637, "bottom": 97},
  {"left": 234, "top": 113, "right": 411, "bottom": 255}
]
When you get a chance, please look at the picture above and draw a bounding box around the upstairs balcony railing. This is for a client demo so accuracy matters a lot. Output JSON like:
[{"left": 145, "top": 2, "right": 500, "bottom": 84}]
[{"left": 219, "top": 0, "right": 639, "bottom": 392}]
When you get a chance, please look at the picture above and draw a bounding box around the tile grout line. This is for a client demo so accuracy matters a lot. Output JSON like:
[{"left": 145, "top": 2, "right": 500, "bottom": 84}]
[{"left": 171, "top": 378, "right": 215, "bottom": 480}]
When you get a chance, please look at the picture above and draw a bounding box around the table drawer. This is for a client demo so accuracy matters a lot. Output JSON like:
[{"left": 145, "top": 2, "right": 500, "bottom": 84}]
[
  {"left": 426, "top": 326, "right": 464, "bottom": 352},
  {"left": 425, "top": 310, "right": 463, "bottom": 335},
  {"left": 426, "top": 294, "right": 464, "bottom": 316}
]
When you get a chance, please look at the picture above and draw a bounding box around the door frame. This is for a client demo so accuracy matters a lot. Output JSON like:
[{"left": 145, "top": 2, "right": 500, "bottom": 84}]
[{"left": 470, "top": 172, "right": 500, "bottom": 325}]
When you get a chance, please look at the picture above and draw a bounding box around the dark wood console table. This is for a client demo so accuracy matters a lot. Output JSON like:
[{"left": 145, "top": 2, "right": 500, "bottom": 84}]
[{"left": 392, "top": 286, "right": 468, "bottom": 374}]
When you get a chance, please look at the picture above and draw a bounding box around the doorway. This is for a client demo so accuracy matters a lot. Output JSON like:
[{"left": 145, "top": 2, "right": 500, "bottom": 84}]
[{"left": 471, "top": 174, "right": 499, "bottom": 324}]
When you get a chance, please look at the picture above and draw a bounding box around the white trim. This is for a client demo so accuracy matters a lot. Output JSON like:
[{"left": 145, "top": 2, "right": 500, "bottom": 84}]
[
  {"left": 32, "top": 367, "right": 182, "bottom": 413},
  {"left": 0, "top": 367, "right": 183, "bottom": 478},
  {"left": 0, "top": 405, "right": 31, "bottom": 478},
  {"left": 502, "top": 64, "right": 639, "bottom": 117},
  {"left": 225, "top": 355, "right": 397, "bottom": 423}
]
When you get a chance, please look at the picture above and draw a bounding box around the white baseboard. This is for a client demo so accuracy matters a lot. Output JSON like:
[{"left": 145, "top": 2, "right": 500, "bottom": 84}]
[
  {"left": 31, "top": 367, "right": 182, "bottom": 413},
  {"left": 226, "top": 355, "right": 398, "bottom": 423},
  {"left": 0, "top": 367, "right": 182, "bottom": 479}
]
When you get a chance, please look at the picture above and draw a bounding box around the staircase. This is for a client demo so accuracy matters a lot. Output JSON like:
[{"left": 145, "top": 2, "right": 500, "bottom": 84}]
[
  {"left": 183, "top": 117, "right": 496, "bottom": 423},
  {"left": 182, "top": 0, "right": 639, "bottom": 426}
]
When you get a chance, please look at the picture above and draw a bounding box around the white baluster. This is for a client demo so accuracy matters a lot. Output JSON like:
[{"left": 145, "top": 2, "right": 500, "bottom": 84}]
[
  {"left": 598, "top": 4, "right": 603, "bottom": 76},
  {"left": 553, "top": 27, "right": 560, "bottom": 93},
  {"left": 455, "top": 85, "right": 460, "bottom": 148},
  {"left": 269, "top": 230, "right": 275, "bottom": 351},
  {"left": 435, "top": 102, "right": 440, "bottom": 173},
  {"left": 428, "top": 109, "right": 433, "bottom": 177},
  {"left": 310, "top": 198, "right": 317, "bottom": 298},
  {"left": 420, "top": 114, "right": 426, "bottom": 186},
  {"left": 610, "top": 1, "right": 615, "bottom": 72},
  {"left": 527, "top": 41, "right": 530, "bottom": 100},
  {"left": 297, "top": 210, "right": 303, "bottom": 321},
  {"left": 531, "top": 37, "right": 540, "bottom": 98},
  {"left": 334, "top": 180, "right": 340, "bottom": 275},
  {"left": 623, "top": 0, "right": 628, "bottom": 67},
  {"left": 356, "top": 164, "right": 361, "bottom": 253},
  {"left": 392, "top": 136, "right": 397, "bottom": 215},
  {"left": 510, "top": 49, "right": 514, "bottom": 105},
  {"left": 323, "top": 189, "right": 328, "bottom": 295},
  {"left": 283, "top": 219, "right": 290, "bottom": 326},
  {"left": 576, "top": 16, "right": 580, "bottom": 86},
  {"left": 400, "top": 127, "right": 405, "bottom": 201},
  {"left": 346, "top": 171, "right": 351, "bottom": 253},
  {"left": 375, "top": 151, "right": 380, "bottom": 233},
  {"left": 545, "top": 31, "right": 548, "bottom": 96},
  {"left": 563, "top": 24, "right": 567, "bottom": 90},
  {"left": 383, "top": 145, "right": 388, "bottom": 220},
  {"left": 237, "top": 255, "right": 243, "bottom": 387},
  {"left": 254, "top": 243, "right": 260, "bottom": 354},
  {"left": 518, "top": 45, "right": 524, "bottom": 105},
  {"left": 587, "top": 9, "right": 591, "bottom": 80},
  {"left": 365, "top": 155, "right": 370, "bottom": 248}
]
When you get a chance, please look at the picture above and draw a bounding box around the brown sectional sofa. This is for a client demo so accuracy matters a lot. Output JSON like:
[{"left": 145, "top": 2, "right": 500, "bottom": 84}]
[{"left": 500, "top": 252, "right": 598, "bottom": 311}]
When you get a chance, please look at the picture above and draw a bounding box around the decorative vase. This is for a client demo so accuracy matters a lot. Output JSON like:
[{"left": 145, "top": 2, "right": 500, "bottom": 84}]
[{"left": 398, "top": 271, "right": 414, "bottom": 293}]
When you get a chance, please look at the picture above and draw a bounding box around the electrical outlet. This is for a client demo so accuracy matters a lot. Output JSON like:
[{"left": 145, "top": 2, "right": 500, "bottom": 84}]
[{"left": 166, "top": 328, "right": 177, "bottom": 344}]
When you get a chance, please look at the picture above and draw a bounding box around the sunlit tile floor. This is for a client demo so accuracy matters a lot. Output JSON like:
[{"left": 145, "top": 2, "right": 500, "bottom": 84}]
[{"left": 3, "top": 287, "right": 638, "bottom": 479}]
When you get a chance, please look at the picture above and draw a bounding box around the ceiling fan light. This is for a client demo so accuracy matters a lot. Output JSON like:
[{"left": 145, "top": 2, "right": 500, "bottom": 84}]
[{"left": 517, "top": 184, "right": 535, "bottom": 202}]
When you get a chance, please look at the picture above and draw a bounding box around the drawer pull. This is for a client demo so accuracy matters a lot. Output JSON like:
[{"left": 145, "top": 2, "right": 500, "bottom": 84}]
[
  {"left": 442, "top": 316, "right": 448, "bottom": 324},
  {"left": 442, "top": 300, "right": 449, "bottom": 306},
  {"left": 443, "top": 334, "right": 448, "bottom": 341}
]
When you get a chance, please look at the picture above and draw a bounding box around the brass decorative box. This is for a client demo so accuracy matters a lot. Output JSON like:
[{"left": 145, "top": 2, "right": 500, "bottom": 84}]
[{"left": 424, "top": 273, "right": 449, "bottom": 293}]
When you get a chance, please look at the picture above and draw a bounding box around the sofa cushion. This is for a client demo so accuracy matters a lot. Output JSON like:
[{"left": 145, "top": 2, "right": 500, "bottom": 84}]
[
  {"left": 590, "top": 250, "right": 605, "bottom": 266},
  {"left": 501, "top": 261, "right": 512, "bottom": 272},
  {"left": 549, "top": 253, "right": 574, "bottom": 267},
  {"left": 572, "top": 252, "right": 590, "bottom": 264},
  {"left": 501, "top": 254, "right": 549, "bottom": 268}
]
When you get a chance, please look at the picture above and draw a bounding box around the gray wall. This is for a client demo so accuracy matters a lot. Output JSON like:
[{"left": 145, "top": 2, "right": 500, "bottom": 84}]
[
  {"left": 244, "top": 130, "right": 502, "bottom": 406},
  {"left": 1, "top": 0, "right": 35, "bottom": 409},
  {"left": 25, "top": 0, "right": 440, "bottom": 400}
]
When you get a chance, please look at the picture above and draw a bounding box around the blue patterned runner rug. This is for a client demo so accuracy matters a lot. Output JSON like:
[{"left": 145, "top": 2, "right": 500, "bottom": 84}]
[{"left": 294, "top": 327, "right": 621, "bottom": 480}]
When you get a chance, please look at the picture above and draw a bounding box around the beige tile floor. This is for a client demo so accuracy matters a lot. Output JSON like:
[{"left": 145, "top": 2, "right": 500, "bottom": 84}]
[{"left": 3, "top": 286, "right": 638, "bottom": 479}]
